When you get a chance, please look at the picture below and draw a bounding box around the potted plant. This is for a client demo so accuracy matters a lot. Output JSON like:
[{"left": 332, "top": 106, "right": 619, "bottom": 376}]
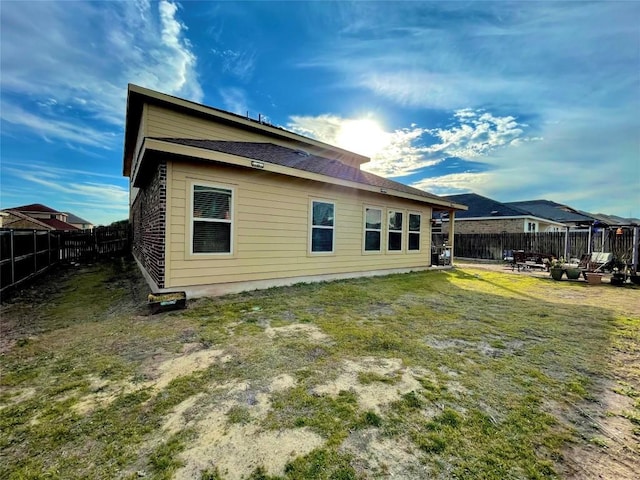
[
  {"left": 549, "top": 257, "right": 565, "bottom": 281},
  {"left": 565, "top": 266, "right": 582, "bottom": 280}
]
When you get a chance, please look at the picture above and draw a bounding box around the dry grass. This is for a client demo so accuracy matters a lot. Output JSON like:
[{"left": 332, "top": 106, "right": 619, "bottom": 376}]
[{"left": 1, "top": 258, "right": 638, "bottom": 479}]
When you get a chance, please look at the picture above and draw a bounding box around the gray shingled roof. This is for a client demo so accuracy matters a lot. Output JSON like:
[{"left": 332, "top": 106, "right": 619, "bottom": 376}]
[
  {"left": 154, "top": 139, "right": 447, "bottom": 203},
  {"left": 442, "top": 193, "right": 529, "bottom": 218},
  {"left": 505, "top": 200, "right": 595, "bottom": 224},
  {"left": 64, "top": 212, "right": 92, "bottom": 224}
]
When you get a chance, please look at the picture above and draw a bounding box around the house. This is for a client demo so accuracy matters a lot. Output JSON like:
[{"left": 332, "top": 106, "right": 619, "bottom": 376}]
[
  {"left": 123, "top": 84, "right": 466, "bottom": 296},
  {"left": 1, "top": 204, "right": 79, "bottom": 231},
  {"left": 64, "top": 212, "right": 94, "bottom": 230},
  {"left": 504, "top": 200, "right": 595, "bottom": 229},
  {"left": 436, "top": 193, "right": 565, "bottom": 234}
]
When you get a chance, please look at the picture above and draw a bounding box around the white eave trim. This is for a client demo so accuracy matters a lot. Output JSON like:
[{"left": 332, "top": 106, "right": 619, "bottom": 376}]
[{"left": 137, "top": 138, "right": 467, "bottom": 210}]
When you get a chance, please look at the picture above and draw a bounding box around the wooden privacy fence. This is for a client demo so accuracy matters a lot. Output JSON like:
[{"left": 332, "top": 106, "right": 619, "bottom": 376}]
[
  {"left": 453, "top": 230, "right": 637, "bottom": 262},
  {"left": 0, "top": 225, "right": 130, "bottom": 294}
]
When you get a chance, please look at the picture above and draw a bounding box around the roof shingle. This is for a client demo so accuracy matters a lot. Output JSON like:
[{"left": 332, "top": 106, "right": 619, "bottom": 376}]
[{"left": 154, "top": 139, "right": 447, "bottom": 203}]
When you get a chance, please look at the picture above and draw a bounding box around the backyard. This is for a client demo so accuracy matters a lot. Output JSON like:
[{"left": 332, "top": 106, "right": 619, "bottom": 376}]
[{"left": 0, "top": 257, "right": 638, "bottom": 479}]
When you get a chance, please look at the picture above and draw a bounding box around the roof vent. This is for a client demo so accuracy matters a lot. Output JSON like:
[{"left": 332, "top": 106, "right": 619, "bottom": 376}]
[
  {"left": 295, "top": 149, "right": 310, "bottom": 157},
  {"left": 491, "top": 210, "right": 499, "bottom": 215}
]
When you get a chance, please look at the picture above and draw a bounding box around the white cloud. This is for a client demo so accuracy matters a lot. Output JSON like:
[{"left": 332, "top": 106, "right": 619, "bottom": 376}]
[
  {"left": 0, "top": 102, "right": 117, "bottom": 149},
  {"left": 411, "top": 172, "right": 491, "bottom": 195},
  {"left": 425, "top": 109, "right": 537, "bottom": 160},
  {"left": 288, "top": 109, "right": 534, "bottom": 177},
  {"left": 219, "top": 87, "right": 249, "bottom": 115},
  {"left": 0, "top": 0, "right": 202, "bottom": 139},
  {"left": 1, "top": 164, "right": 129, "bottom": 225},
  {"left": 212, "top": 48, "right": 257, "bottom": 82}
]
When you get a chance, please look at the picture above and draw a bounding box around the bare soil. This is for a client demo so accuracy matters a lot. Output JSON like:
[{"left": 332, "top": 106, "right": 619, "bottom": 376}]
[{"left": 2, "top": 260, "right": 638, "bottom": 479}]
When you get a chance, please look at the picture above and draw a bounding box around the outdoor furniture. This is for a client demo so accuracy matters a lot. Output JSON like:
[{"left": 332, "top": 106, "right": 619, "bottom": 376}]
[
  {"left": 577, "top": 252, "right": 614, "bottom": 274},
  {"left": 513, "top": 251, "right": 553, "bottom": 272}
]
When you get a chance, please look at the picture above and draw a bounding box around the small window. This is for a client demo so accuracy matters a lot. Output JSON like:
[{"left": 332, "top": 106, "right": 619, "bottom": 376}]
[
  {"left": 408, "top": 213, "right": 421, "bottom": 251},
  {"left": 364, "top": 207, "right": 382, "bottom": 252},
  {"left": 192, "top": 184, "right": 233, "bottom": 254},
  {"left": 388, "top": 210, "right": 403, "bottom": 251},
  {"left": 311, "top": 200, "right": 335, "bottom": 253}
]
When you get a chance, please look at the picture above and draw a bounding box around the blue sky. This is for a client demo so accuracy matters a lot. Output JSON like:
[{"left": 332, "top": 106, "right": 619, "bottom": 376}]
[{"left": 1, "top": 1, "right": 638, "bottom": 225}]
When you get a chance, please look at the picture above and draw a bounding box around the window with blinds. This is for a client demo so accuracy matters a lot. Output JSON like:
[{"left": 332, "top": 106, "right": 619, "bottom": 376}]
[
  {"left": 408, "top": 213, "right": 421, "bottom": 251},
  {"left": 311, "top": 200, "right": 335, "bottom": 253},
  {"left": 192, "top": 184, "right": 232, "bottom": 254}
]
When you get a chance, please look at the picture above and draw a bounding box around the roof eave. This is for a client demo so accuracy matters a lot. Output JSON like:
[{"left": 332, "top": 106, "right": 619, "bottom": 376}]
[
  {"left": 123, "top": 84, "right": 371, "bottom": 177},
  {"left": 137, "top": 139, "right": 466, "bottom": 210}
]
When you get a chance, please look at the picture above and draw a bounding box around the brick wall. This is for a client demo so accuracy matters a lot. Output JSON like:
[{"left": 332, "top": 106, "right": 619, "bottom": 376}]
[
  {"left": 131, "top": 161, "right": 166, "bottom": 288},
  {"left": 454, "top": 218, "right": 524, "bottom": 234}
]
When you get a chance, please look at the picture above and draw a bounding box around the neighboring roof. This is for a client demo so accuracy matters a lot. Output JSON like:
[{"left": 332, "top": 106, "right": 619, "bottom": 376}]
[
  {"left": 153, "top": 139, "right": 464, "bottom": 208},
  {"left": 1, "top": 210, "right": 54, "bottom": 229},
  {"left": 64, "top": 212, "right": 92, "bottom": 224},
  {"left": 505, "top": 199, "right": 595, "bottom": 224},
  {"left": 441, "top": 193, "right": 530, "bottom": 219},
  {"left": 124, "top": 84, "right": 369, "bottom": 177},
  {"left": 9, "top": 203, "right": 60, "bottom": 213},
  {"left": 1, "top": 209, "right": 78, "bottom": 230},
  {"left": 578, "top": 211, "right": 640, "bottom": 227},
  {"left": 39, "top": 218, "right": 79, "bottom": 230}
]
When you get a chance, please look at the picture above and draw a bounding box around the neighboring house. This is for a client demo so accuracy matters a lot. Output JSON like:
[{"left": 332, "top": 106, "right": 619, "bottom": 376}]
[
  {"left": 577, "top": 211, "right": 640, "bottom": 228},
  {"left": 123, "top": 84, "right": 466, "bottom": 296},
  {"left": 64, "top": 212, "right": 94, "bottom": 230},
  {"left": 437, "top": 193, "right": 565, "bottom": 234},
  {"left": 1, "top": 204, "right": 78, "bottom": 231},
  {"left": 504, "top": 200, "right": 595, "bottom": 229}
]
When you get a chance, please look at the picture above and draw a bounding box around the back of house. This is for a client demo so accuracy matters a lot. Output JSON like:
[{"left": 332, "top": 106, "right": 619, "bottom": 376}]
[{"left": 122, "top": 84, "right": 466, "bottom": 296}]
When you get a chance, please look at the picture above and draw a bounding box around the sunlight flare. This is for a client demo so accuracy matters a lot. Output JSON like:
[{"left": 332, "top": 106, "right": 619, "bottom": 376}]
[{"left": 335, "top": 118, "right": 391, "bottom": 157}]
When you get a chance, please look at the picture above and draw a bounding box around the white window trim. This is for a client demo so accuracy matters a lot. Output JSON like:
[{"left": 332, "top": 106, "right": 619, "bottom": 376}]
[
  {"left": 407, "top": 212, "right": 422, "bottom": 252},
  {"left": 309, "top": 198, "right": 336, "bottom": 255},
  {"left": 363, "top": 205, "right": 383, "bottom": 254},
  {"left": 190, "top": 181, "right": 235, "bottom": 256},
  {"left": 386, "top": 209, "right": 404, "bottom": 253}
]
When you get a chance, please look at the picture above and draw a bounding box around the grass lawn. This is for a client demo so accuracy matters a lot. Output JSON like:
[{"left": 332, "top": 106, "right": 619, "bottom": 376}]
[{"left": 1, "top": 257, "right": 639, "bottom": 479}]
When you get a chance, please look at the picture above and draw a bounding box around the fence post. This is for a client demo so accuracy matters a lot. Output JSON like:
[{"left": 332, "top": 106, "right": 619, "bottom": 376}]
[
  {"left": 10, "top": 230, "right": 15, "bottom": 286},
  {"left": 33, "top": 230, "right": 37, "bottom": 276}
]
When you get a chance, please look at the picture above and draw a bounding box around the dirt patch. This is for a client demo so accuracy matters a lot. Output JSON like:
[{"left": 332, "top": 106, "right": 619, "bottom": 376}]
[
  {"left": 559, "top": 387, "right": 640, "bottom": 480},
  {"left": 145, "top": 348, "right": 227, "bottom": 391},
  {"left": 73, "top": 347, "right": 229, "bottom": 415},
  {"left": 264, "top": 323, "right": 331, "bottom": 343},
  {"left": 313, "top": 357, "right": 426, "bottom": 413},
  {"left": 342, "top": 427, "right": 430, "bottom": 478},
  {"left": 169, "top": 377, "right": 323, "bottom": 480}
]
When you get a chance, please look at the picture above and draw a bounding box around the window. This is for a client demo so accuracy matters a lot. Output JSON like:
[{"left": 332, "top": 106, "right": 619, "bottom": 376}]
[
  {"left": 527, "top": 221, "right": 537, "bottom": 233},
  {"left": 192, "top": 184, "right": 233, "bottom": 254},
  {"left": 364, "top": 207, "right": 382, "bottom": 252},
  {"left": 408, "top": 213, "right": 421, "bottom": 251},
  {"left": 311, "top": 200, "right": 335, "bottom": 253},
  {"left": 388, "top": 210, "right": 403, "bottom": 251}
]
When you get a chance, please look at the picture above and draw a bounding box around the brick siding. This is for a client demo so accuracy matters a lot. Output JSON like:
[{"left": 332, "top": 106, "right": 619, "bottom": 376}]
[
  {"left": 454, "top": 218, "right": 525, "bottom": 234},
  {"left": 131, "top": 162, "right": 166, "bottom": 288}
]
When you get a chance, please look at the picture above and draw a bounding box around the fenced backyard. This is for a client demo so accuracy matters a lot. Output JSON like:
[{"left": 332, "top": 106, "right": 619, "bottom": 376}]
[
  {"left": 0, "top": 259, "right": 638, "bottom": 479},
  {"left": 445, "top": 229, "right": 637, "bottom": 264},
  {"left": 0, "top": 225, "right": 130, "bottom": 295}
]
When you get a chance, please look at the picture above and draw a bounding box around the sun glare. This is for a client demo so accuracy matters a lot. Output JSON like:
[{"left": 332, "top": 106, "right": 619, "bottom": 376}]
[{"left": 336, "top": 118, "right": 390, "bottom": 157}]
